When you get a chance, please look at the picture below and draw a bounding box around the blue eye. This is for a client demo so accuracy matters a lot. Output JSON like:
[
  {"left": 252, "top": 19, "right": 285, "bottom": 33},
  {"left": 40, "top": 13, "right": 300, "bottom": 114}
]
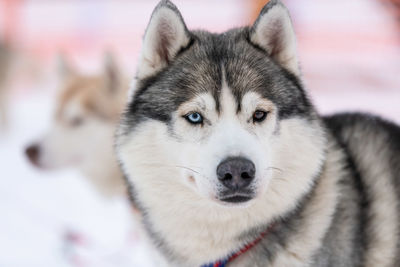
[{"left": 185, "top": 112, "right": 203, "bottom": 124}]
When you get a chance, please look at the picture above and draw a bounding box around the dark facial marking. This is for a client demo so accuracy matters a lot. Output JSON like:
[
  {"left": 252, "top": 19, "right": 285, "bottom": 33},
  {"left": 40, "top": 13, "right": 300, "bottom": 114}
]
[{"left": 122, "top": 28, "right": 314, "bottom": 135}]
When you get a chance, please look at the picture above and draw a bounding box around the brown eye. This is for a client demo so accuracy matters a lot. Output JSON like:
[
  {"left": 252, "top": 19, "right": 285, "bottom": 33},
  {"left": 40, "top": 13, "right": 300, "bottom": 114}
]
[{"left": 253, "top": 110, "right": 268, "bottom": 123}]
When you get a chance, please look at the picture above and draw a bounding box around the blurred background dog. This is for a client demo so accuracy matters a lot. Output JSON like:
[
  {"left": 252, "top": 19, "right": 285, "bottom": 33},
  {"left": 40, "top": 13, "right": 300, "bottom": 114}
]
[{"left": 25, "top": 53, "right": 127, "bottom": 198}]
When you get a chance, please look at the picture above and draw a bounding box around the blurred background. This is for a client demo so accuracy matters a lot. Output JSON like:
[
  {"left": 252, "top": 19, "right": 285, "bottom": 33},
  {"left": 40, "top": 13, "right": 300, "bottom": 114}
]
[{"left": 0, "top": 0, "right": 399, "bottom": 266}]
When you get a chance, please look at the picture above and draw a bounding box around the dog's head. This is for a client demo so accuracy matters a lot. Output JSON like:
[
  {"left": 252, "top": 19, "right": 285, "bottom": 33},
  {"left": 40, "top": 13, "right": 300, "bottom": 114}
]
[
  {"left": 26, "top": 54, "right": 126, "bottom": 174},
  {"left": 117, "top": 0, "right": 326, "bottom": 212}
]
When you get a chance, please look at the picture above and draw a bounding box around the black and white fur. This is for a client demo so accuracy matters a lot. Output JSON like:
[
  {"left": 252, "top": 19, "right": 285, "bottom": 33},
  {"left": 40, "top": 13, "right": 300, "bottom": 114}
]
[{"left": 115, "top": 1, "right": 400, "bottom": 266}]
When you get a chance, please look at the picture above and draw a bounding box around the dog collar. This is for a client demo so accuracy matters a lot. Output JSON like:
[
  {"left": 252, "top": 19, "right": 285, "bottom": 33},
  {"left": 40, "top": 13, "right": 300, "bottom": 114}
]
[{"left": 200, "top": 224, "right": 275, "bottom": 267}]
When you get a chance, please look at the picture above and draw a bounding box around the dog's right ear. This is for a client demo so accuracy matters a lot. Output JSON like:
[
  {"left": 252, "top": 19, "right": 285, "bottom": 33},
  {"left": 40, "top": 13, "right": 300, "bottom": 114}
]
[{"left": 136, "top": 0, "right": 191, "bottom": 80}]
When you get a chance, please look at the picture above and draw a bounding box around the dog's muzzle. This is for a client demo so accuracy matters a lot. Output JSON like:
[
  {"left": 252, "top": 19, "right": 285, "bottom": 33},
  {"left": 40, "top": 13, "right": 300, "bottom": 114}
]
[{"left": 216, "top": 157, "right": 256, "bottom": 203}]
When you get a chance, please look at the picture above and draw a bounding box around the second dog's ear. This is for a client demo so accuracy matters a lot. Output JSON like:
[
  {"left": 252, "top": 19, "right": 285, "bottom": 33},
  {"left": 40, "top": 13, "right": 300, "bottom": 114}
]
[
  {"left": 250, "top": 0, "right": 299, "bottom": 76},
  {"left": 56, "top": 52, "right": 76, "bottom": 81},
  {"left": 137, "top": 0, "right": 191, "bottom": 80},
  {"left": 103, "top": 52, "right": 121, "bottom": 93}
]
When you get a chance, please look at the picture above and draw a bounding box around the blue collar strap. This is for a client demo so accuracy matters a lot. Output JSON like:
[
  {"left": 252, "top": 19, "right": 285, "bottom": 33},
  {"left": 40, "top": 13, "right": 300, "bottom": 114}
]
[
  {"left": 200, "top": 222, "right": 276, "bottom": 267},
  {"left": 200, "top": 258, "right": 229, "bottom": 267}
]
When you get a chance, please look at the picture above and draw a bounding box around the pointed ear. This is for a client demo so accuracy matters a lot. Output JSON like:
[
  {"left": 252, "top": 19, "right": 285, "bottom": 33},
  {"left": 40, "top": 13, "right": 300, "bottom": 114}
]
[
  {"left": 136, "top": 0, "right": 191, "bottom": 80},
  {"left": 55, "top": 52, "right": 76, "bottom": 81},
  {"left": 103, "top": 51, "right": 121, "bottom": 93},
  {"left": 249, "top": 0, "right": 299, "bottom": 76}
]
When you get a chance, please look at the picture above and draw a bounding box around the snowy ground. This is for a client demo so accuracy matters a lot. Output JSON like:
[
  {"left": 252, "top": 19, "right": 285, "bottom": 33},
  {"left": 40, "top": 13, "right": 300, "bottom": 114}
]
[{"left": 0, "top": 0, "right": 399, "bottom": 266}]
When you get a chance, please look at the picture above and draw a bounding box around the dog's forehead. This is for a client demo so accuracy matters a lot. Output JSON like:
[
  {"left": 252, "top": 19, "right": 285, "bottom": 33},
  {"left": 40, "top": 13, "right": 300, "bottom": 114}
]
[
  {"left": 178, "top": 82, "right": 274, "bottom": 118},
  {"left": 184, "top": 31, "right": 310, "bottom": 119},
  {"left": 56, "top": 76, "right": 115, "bottom": 120},
  {"left": 171, "top": 31, "right": 301, "bottom": 109},
  {"left": 58, "top": 77, "right": 98, "bottom": 107}
]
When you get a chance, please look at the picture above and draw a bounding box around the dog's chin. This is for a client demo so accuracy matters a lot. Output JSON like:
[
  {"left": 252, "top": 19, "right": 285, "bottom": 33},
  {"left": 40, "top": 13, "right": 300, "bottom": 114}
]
[{"left": 32, "top": 157, "right": 78, "bottom": 172}]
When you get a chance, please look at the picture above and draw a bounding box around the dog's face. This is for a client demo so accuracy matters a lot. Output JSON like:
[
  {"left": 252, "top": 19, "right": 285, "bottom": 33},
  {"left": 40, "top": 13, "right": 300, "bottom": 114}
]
[
  {"left": 117, "top": 0, "right": 325, "bottom": 211},
  {"left": 171, "top": 88, "right": 278, "bottom": 204},
  {"left": 26, "top": 55, "right": 124, "bottom": 173}
]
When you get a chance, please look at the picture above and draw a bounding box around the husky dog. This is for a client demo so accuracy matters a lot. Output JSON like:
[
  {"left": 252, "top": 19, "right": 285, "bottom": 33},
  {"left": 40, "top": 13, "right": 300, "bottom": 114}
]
[
  {"left": 26, "top": 54, "right": 127, "bottom": 197},
  {"left": 116, "top": 0, "right": 400, "bottom": 266}
]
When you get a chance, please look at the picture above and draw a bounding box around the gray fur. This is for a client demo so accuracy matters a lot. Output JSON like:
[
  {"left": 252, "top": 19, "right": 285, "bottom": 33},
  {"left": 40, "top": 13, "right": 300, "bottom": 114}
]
[
  {"left": 122, "top": 30, "right": 311, "bottom": 135},
  {"left": 116, "top": 0, "right": 400, "bottom": 266}
]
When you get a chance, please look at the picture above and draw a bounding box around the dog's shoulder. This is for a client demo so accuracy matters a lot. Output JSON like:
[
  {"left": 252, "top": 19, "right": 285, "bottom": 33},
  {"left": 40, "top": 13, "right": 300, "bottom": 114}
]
[
  {"left": 321, "top": 113, "right": 400, "bottom": 266},
  {"left": 323, "top": 112, "right": 400, "bottom": 150},
  {"left": 323, "top": 111, "right": 400, "bottom": 183}
]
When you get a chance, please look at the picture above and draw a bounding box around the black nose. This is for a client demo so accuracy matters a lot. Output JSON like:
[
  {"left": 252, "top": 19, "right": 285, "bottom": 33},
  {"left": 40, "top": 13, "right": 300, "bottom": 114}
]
[
  {"left": 217, "top": 157, "right": 255, "bottom": 190},
  {"left": 25, "top": 144, "right": 41, "bottom": 166}
]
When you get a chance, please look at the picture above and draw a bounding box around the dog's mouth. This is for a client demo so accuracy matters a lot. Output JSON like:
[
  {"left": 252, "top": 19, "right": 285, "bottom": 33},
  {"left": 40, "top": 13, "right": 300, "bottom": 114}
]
[
  {"left": 218, "top": 190, "right": 255, "bottom": 204},
  {"left": 220, "top": 195, "right": 253, "bottom": 203}
]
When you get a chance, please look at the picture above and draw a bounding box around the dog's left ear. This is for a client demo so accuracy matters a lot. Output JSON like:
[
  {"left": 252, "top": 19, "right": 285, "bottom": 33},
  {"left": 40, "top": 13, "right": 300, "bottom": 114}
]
[
  {"left": 136, "top": 0, "right": 191, "bottom": 80},
  {"left": 250, "top": 0, "right": 299, "bottom": 76},
  {"left": 56, "top": 52, "right": 76, "bottom": 81}
]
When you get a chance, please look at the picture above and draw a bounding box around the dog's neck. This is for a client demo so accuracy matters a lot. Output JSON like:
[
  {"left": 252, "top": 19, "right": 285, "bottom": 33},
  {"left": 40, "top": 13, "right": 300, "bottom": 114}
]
[
  {"left": 133, "top": 140, "right": 342, "bottom": 266},
  {"left": 81, "top": 157, "right": 126, "bottom": 198},
  {"left": 200, "top": 222, "right": 277, "bottom": 267}
]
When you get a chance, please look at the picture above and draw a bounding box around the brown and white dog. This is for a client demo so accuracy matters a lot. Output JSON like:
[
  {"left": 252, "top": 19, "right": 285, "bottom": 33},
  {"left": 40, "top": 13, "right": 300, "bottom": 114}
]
[{"left": 25, "top": 54, "right": 128, "bottom": 198}]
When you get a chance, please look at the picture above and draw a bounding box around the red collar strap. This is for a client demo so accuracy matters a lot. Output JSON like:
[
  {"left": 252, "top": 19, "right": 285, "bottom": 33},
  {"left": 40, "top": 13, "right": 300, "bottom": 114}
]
[{"left": 200, "top": 223, "right": 276, "bottom": 267}]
